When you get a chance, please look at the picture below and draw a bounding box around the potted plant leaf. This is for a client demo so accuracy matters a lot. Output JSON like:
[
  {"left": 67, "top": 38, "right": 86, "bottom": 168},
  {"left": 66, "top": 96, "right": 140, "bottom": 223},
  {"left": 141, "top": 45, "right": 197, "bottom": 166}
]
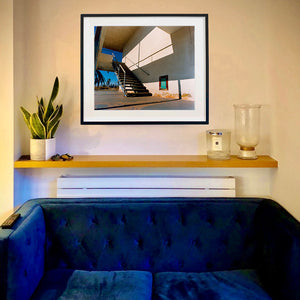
[{"left": 20, "top": 77, "right": 63, "bottom": 160}]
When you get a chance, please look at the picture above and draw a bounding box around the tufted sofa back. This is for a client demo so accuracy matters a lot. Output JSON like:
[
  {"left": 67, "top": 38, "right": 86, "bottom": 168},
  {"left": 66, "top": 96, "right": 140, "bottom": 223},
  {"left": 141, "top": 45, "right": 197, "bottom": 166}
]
[{"left": 41, "top": 198, "right": 262, "bottom": 273}]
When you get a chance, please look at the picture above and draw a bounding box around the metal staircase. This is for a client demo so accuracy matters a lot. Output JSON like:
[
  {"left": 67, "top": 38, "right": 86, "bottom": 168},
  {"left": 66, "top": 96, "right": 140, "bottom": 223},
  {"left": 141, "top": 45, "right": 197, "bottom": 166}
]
[{"left": 113, "top": 59, "right": 152, "bottom": 97}]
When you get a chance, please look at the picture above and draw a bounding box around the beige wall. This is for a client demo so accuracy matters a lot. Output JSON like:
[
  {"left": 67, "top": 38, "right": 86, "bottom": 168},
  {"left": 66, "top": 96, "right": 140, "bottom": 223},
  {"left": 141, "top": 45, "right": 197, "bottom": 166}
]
[
  {"left": 0, "top": 0, "right": 14, "bottom": 222},
  {"left": 13, "top": 0, "right": 273, "bottom": 156},
  {"left": 268, "top": 0, "right": 300, "bottom": 219},
  {"left": 0, "top": 0, "right": 298, "bottom": 220}
]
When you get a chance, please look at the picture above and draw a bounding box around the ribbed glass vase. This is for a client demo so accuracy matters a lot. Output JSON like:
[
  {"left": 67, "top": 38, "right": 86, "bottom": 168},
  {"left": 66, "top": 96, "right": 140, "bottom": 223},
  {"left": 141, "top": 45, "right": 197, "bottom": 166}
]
[{"left": 234, "top": 104, "right": 261, "bottom": 159}]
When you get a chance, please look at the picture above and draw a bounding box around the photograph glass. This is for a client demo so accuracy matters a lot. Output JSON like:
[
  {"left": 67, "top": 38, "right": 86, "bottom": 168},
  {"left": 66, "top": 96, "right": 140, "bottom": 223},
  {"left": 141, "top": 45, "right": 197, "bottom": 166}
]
[{"left": 81, "top": 14, "right": 208, "bottom": 124}]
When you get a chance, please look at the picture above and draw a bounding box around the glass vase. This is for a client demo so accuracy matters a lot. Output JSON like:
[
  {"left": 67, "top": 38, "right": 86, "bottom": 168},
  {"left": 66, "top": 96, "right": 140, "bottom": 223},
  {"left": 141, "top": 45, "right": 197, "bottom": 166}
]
[{"left": 234, "top": 104, "right": 261, "bottom": 160}]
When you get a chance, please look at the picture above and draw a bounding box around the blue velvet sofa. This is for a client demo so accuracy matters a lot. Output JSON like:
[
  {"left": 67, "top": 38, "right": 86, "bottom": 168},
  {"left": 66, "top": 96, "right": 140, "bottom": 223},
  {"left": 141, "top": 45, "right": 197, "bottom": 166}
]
[{"left": 0, "top": 197, "right": 299, "bottom": 300}]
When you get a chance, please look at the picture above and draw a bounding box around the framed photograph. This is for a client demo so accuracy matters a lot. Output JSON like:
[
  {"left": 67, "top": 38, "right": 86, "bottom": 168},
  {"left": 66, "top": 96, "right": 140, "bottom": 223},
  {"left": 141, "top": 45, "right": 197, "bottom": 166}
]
[{"left": 81, "top": 14, "right": 209, "bottom": 124}]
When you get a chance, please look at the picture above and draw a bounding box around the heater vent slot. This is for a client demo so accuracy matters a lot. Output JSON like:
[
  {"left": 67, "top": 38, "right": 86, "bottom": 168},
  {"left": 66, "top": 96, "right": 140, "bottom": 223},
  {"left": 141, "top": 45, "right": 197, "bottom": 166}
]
[{"left": 57, "top": 176, "right": 236, "bottom": 198}]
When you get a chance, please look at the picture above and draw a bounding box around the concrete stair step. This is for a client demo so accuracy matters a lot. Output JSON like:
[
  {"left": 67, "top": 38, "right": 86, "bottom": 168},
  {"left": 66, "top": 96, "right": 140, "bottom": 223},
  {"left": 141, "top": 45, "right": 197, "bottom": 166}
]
[
  {"left": 125, "top": 86, "right": 145, "bottom": 89},
  {"left": 115, "top": 62, "right": 151, "bottom": 97}
]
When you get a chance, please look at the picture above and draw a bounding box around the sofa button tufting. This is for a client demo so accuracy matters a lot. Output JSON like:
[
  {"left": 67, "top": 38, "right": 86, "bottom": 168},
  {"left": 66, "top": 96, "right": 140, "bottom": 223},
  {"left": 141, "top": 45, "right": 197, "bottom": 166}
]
[
  {"left": 234, "top": 214, "right": 242, "bottom": 225},
  {"left": 90, "top": 217, "right": 98, "bottom": 225},
  {"left": 232, "top": 260, "right": 240, "bottom": 268},
  {"left": 164, "top": 239, "right": 171, "bottom": 247},
  {"left": 59, "top": 219, "right": 68, "bottom": 227},
  {"left": 74, "top": 239, "right": 81, "bottom": 247},
  {"left": 244, "top": 236, "right": 253, "bottom": 248},
  {"left": 221, "top": 238, "right": 228, "bottom": 246},
  {"left": 26, "top": 237, "right": 31, "bottom": 246},
  {"left": 120, "top": 214, "right": 127, "bottom": 225},
  {"left": 89, "top": 262, "right": 97, "bottom": 270},
  {"left": 206, "top": 262, "right": 213, "bottom": 270},
  {"left": 178, "top": 214, "right": 186, "bottom": 226},
  {"left": 191, "top": 239, "right": 201, "bottom": 248},
  {"left": 135, "top": 239, "right": 144, "bottom": 250},
  {"left": 149, "top": 259, "right": 155, "bottom": 268},
  {"left": 148, "top": 213, "right": 156, "bottom": 225},
  {"left": 104, "top": 239, "right": 114, "bottom": 249},
  {"left": 207, "top": 216, "right": 214, "bottom": 226},
  {"left": 178, "top": 260, "right": 184, "bottom": 269}
]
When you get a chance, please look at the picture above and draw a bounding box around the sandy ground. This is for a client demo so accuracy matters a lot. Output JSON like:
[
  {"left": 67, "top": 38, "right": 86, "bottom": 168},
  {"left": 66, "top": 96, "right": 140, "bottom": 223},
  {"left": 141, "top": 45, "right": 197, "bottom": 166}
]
[{"left": 94, "top": 90, "right": 194, "bottom": 110}]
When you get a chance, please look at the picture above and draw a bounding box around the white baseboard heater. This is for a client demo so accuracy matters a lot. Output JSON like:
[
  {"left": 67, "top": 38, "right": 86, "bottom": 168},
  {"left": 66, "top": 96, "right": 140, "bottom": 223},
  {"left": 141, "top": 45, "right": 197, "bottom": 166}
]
[{"left": 57, "top": 176, "right": 236, "bottom": 198}]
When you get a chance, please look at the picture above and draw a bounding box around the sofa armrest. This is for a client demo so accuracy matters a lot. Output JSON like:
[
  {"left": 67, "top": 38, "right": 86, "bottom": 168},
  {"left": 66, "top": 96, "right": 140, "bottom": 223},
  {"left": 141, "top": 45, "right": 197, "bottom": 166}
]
[
  {"left": 255, "top": 199, "right": 300, "bottom": 300},
  {"left": 0, "top": 205, "right": 46, "bottom": 300}
]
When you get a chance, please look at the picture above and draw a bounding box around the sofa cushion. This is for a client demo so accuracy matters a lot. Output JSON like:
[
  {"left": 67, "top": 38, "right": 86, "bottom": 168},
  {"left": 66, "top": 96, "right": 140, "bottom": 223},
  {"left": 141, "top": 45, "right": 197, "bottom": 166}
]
[
  {"left": 153, "top": 269, "right": 272, "bottom": 300},
  {"left": 31, "top": 269, "right": 152, "bottom": 300}
]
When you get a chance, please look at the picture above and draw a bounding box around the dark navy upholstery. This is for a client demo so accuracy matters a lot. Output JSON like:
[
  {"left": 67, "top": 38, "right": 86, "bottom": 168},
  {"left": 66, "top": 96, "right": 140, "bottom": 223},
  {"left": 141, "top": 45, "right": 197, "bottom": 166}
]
[
  {"left": 0, "top": 197, "right": 299, "bottom": 300},
  {"left": 0, "top": 206, "right": 45, "bottom": 300},
  {"left": 42, "top": 199, "right": 260, "bottom": 272},
  {"left": 153, "top": 270, "right": 272, "bottom": 300}
]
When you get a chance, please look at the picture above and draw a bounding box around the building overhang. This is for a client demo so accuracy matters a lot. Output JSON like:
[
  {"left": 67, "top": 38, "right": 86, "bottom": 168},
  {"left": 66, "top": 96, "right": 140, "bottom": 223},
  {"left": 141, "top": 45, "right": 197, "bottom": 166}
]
[
  {"left": 95, "top": 26, "right": 183, "bottom": 71},
  {"left": 95, "top": 26, "right": 139, "bottom": 71}
]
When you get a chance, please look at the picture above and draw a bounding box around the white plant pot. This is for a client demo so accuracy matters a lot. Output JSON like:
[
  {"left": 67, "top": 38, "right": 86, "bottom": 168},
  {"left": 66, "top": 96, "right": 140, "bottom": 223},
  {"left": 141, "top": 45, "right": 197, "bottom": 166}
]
[{"left": 30, "top": 138, "right": 56, "bottom": 161}]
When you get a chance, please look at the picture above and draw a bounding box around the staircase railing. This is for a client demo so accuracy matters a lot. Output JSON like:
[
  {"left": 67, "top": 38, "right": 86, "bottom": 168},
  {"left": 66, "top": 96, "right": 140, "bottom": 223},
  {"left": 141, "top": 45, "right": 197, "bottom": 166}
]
[
  {"left": 123, "top": 56, "right": 150, "bottom": 76},
  {"left": 112, "top": 53, "right": 127, "bottom": 97}
]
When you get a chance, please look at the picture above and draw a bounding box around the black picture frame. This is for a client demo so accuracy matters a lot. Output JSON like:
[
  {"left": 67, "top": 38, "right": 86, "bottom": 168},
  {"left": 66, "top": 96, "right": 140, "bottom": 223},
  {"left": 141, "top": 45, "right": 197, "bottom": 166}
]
[{"left": 81, "top": 14, "right": 209, "bottom": 124}]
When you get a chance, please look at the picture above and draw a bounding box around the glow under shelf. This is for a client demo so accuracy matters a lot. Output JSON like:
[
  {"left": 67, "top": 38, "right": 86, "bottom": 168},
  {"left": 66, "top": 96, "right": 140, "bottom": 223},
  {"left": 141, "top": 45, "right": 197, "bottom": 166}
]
[{"left": 14, "top": 155, "right": 278, "bottom": 169}]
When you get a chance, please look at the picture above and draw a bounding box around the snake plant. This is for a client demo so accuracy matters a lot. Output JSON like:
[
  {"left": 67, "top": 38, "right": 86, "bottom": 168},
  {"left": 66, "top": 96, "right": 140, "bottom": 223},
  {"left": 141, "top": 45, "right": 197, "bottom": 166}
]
[{"left": 20, "top": 77, "right": 63, "bottom": 139}]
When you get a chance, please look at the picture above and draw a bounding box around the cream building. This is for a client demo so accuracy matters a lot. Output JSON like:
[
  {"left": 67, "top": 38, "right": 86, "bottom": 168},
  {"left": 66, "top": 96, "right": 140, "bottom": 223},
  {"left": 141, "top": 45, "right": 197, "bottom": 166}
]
[{"left": 96, "top": 26, "right": 195, "bottom": 100}]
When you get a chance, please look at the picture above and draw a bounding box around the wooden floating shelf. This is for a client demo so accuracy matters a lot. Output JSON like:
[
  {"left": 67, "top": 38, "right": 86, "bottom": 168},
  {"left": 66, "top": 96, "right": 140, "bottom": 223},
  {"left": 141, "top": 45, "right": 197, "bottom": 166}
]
[{"left": 14, "top": 155, "right": 278, "bottom": 169}]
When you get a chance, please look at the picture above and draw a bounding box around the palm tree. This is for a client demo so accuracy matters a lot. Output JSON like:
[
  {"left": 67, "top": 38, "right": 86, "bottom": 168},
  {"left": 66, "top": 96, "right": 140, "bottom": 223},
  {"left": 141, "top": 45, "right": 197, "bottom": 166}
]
[{"left": 95, "top": 70, "right": 105, "bottom": 87}]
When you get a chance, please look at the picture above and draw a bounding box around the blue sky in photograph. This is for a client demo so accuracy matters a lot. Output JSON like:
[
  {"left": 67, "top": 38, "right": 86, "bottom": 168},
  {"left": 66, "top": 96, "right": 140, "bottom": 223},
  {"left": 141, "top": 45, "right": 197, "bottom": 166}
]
[
  {"left": 98, "top": 48, "right": 123, "bottom": 86},
  {"left": 94, "top": 26, "right": 123, "bottom": 86},
  {"left": 99, "top": 70, "right": 118, "bottom": 86},
  {"left": 101, "top": 47, "right": 123, "bottom": 62}
]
